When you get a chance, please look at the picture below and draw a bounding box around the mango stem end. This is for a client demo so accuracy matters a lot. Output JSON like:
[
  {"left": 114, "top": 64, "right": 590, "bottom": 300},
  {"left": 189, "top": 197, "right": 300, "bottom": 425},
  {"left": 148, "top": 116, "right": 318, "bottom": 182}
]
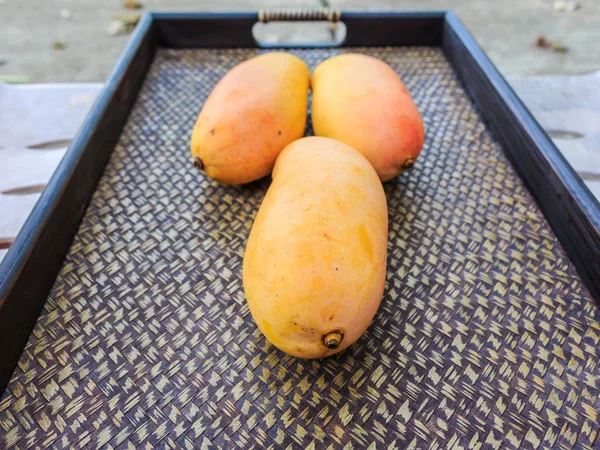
[
  {"left": 322, "top": 330, "right": 344, "bottom": 350},
  {"left": 403, "top": 158, "right": 415, "bottom": 170},
  {"left": 193, "top": 157, "right": 204, "bottom": 171}
]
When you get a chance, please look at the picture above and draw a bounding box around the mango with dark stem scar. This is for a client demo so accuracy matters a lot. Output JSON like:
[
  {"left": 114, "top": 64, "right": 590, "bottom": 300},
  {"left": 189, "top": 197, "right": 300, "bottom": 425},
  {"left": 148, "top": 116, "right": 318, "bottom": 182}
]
[
  {"left": 311, "top": 53, "right": 425, "bottom": 182},
  {"left": 243, "top": 137, "right": 388, "bottom": 359},
  {"left": 190, "top": 52, "right": 310, "bottom": 184}
]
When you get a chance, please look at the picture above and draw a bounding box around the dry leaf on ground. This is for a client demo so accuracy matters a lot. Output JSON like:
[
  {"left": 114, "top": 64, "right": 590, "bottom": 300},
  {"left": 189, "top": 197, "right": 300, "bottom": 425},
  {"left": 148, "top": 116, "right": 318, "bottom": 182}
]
[
  {"left": 124, "top": 0, "right": 143, "bottom": 9},
  {"left": 108, "top": 14, "right": 141, "bottom": 36},
  {"left": 53, "top": 41, "right": 67, "bottom": 50},
  {"left": 535, "top": 36, "right": 568, "bottom": 53}
]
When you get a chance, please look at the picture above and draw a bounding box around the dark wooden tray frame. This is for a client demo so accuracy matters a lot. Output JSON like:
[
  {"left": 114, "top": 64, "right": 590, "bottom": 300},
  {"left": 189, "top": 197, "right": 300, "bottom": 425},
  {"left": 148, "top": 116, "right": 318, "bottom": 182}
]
[{"left": 1, "top": 11, "right": 599, "bottom": 396}]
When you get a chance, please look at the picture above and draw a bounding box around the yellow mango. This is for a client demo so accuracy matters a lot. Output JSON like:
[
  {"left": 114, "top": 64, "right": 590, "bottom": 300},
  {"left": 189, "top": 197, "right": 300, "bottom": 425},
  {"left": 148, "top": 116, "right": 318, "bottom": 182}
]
[
  {"left": 311, "top": 53, "right": 425, "bottom": 182},
  {"left": 190, "top": 52, "right": 310, "bottom": 184},
  {"left": 243, "top": 137, "right": 388, "bottom": 358}
]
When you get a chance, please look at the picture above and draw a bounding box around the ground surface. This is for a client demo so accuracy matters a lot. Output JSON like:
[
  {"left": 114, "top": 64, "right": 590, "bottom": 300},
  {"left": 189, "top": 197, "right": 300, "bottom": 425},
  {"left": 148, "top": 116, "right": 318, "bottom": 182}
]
[{"left": 0, "top": 0, "right": 599, "bottom": 82}]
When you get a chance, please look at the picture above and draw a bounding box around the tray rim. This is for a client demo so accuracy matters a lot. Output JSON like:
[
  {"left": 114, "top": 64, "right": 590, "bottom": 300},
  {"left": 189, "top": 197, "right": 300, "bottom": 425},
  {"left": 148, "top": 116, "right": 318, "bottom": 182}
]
[{"left": 1, "top": 10, "right": 599, "bottom": 397}]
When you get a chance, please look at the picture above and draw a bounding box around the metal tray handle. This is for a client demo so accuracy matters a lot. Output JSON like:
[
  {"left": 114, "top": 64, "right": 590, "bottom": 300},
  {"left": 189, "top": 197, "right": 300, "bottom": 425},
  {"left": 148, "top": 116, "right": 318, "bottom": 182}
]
[{"left": 258, "top": 8, "right": 341, "bottom": 23}]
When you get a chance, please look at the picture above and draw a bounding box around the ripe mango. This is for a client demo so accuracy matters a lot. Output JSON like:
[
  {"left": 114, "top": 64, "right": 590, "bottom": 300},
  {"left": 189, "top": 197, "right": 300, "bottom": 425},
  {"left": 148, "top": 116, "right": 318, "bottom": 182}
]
[
  {"left": 243, "top": 137, "right": 388, "bottom": 358},
  {"left": 311, "top": 53, "right": 425, "bottom": 182},
  {"left": 190, "top": 52, "right": 310, "bottom": 184}
]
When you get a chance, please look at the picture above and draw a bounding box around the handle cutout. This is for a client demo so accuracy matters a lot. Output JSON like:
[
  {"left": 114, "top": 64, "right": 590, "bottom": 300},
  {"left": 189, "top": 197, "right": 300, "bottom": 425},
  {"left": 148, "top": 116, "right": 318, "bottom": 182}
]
[
  {"left": 0, "top": 237, "right": 14, "bottom": 250},
  {"left": 546, "top": 129, "right": 585, "bottom": 140},
  {"left": 2, "top": 183, "right": 46, "bottom": 196},
  {"left": 252, "top": 21, "right": 346, "bottom": 48},
  {"left": 27, "top": 139, "right": 72, "bottom": 150}
]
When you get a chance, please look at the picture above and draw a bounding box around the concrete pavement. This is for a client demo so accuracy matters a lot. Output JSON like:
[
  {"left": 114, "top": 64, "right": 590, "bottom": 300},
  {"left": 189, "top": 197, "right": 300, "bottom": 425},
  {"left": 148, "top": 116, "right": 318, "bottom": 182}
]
[{"left": 0, "top": 0, "right": 599, "bottom": 82}]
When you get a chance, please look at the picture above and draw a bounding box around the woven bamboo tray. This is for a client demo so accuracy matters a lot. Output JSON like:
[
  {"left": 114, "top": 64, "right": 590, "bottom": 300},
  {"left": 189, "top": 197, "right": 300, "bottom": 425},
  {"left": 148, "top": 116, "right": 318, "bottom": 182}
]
[{"left": 1, "top": 11, "right": 600, "bottom": 450}]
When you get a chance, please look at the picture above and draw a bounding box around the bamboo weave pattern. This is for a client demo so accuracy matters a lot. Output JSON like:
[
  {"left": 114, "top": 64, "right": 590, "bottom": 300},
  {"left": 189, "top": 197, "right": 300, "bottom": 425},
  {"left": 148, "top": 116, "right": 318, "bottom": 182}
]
[{"left": 1, "top": 47, "right": 599, "bottom": 449}]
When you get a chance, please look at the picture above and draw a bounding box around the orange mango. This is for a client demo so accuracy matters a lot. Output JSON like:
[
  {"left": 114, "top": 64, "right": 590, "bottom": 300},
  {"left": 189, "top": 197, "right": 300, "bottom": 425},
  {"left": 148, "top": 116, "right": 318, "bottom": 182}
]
[
  {"left": 311, "top": 53, "right": 425, "bottom": 181},
  {"left": 191, "top": 52, "right": 310, "bottom": 184},
  {"left": 243, "top": 137, "right": 388, "bottom": 358}
]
